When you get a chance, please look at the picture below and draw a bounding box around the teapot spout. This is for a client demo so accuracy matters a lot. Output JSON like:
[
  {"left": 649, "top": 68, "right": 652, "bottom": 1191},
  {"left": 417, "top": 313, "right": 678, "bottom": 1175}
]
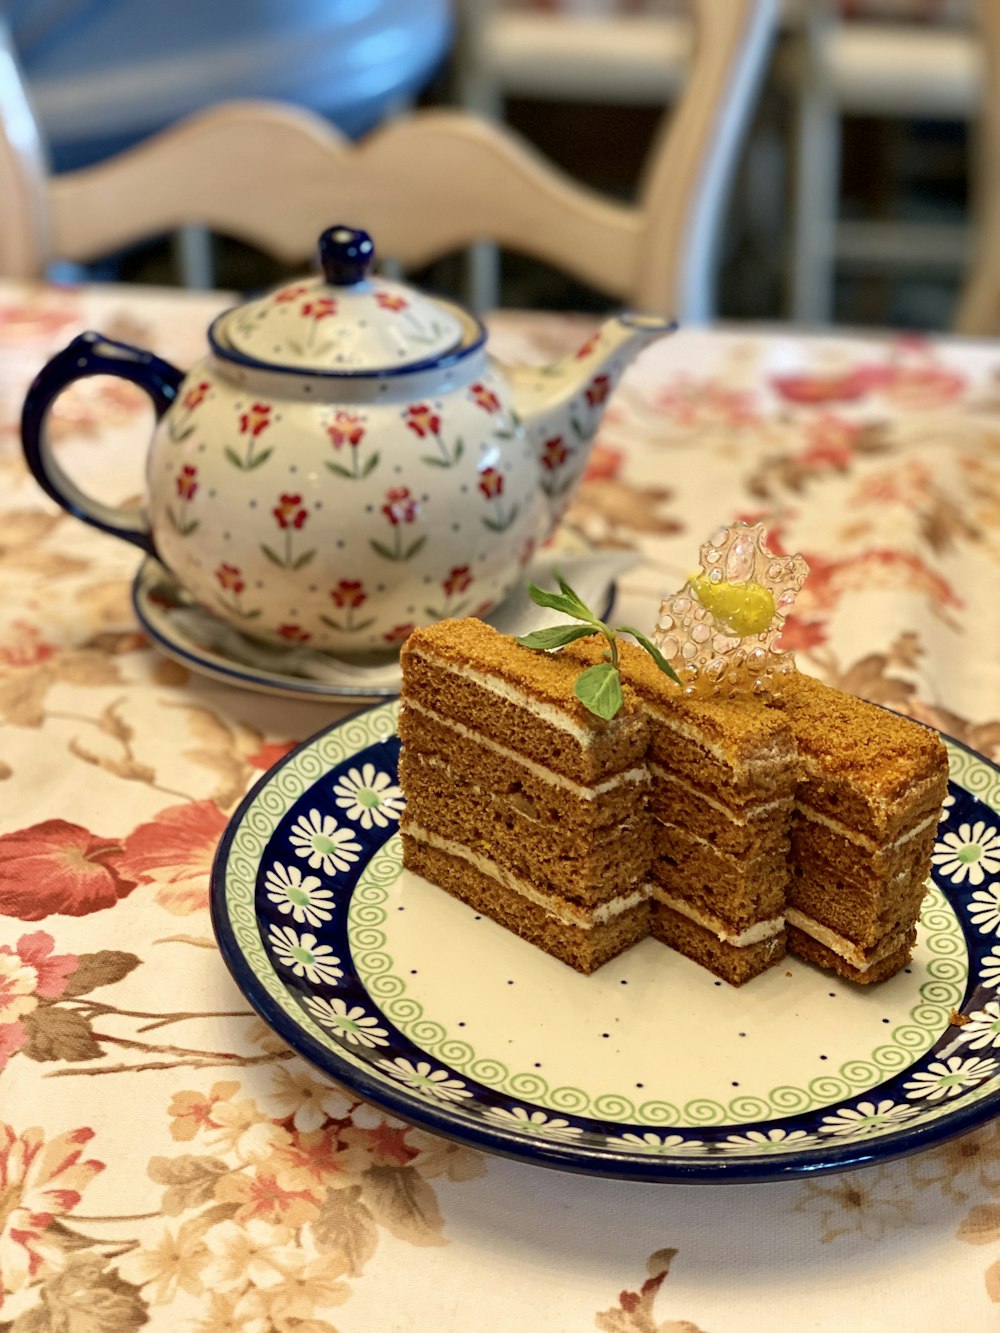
[{"left": 509, "top": 312, "right": 677, "bottom": 534}]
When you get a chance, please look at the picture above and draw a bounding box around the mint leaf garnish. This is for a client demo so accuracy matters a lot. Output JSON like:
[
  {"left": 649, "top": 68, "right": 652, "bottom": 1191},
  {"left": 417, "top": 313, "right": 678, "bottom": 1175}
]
[
  {"left": 516, "top": 624, "right": 599, "bottom": 651},
  {"left": 574, "top": 661, "right": 623, "bottom": 720},
  {"left": 515, "top": 571, "right": 682, "bottom": 718}
]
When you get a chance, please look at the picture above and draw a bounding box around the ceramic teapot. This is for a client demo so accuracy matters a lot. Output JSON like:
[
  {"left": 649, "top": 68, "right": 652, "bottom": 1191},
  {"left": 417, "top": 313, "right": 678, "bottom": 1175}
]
[{"left": 21, "top": 226, "right": 675, "bottom": 656}]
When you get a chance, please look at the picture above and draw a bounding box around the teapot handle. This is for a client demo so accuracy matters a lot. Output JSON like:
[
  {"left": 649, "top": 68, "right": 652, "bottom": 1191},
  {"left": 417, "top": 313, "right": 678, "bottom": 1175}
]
[{"left": 21, "top": 331, "right": 186, "bottom": 557}]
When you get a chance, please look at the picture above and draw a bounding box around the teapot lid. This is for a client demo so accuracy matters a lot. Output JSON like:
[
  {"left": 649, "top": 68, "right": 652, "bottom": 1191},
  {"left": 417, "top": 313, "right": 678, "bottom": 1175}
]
[{"left": 216, "top": 226, "right": 466, "bottom": 374}]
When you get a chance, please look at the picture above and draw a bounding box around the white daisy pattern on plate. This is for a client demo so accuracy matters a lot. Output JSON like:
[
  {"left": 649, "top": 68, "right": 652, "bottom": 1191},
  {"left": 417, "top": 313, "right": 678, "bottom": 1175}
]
[
  {"left": 818, "top": 1099, "right": 920, "bottom": 1138},
  {"left": 264, "top": 861, "right": 334, "bottom": 928},
  {"left": 903, "top": 1054, "right": 1000, "bottom": 1102},
  {"left": 303, "top": 995, "right": 390, "bottom": 1048},
  {"left": 333, "top": 763, "right": 405, "bottom": 830},
  {"left": 484, "top": 1106, "right": 584, "bottom": 1139},
  {"left": 968, "top": 884, "right": 1000, "bottom": 936},
  {"left": 377, "top": 1056, "right": 473, "bottom": 1102},
  {"left": 722, "top": 1128, "right": 814, "bottom": 1153},
  {"left": 981, "top": 946, "right": 1000, "bottom": 989},
  {"left": 288, "top": 808, "right": 362, "bottom": 875},
  {"left": 268, "top": 923, "right": 343, "bottom": 985},
  {"left": 931, "top": 821, "right": 1000, "bottom": 887},
  {"left": 611, "top": 1132, "right": 709, "bottom": 1154},
  {"left": 958, "top": 1001, "right": 1000, "bottom": 1052}
]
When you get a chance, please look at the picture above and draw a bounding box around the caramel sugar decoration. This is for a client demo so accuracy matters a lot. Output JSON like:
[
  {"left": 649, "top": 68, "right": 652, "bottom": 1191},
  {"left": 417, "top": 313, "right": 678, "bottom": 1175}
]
[{"left": 653, "top": 521, "right": 809, "bottom": 697}]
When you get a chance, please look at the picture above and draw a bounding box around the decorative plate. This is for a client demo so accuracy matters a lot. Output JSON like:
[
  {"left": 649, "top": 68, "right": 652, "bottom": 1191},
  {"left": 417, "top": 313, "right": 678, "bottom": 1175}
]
[
  {"left": 211, "top": 703, "right": 1000, "bottom": 1182},
  {"left": 134, "top": 534, "right": 629, "bottom": 702}
]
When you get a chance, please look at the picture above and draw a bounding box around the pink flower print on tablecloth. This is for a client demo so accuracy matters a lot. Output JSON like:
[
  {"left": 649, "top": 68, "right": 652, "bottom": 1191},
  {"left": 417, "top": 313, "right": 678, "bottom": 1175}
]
[
  {"left": 168, "top": 378, "right": 211, "bottom": 441},
  {"left": 247, "top": 740, "right": 299, "bottom": 771},
  {"left": 168, "top": 463, "right": 199, "bottom": 536},
  {"left": 262, "top": 494, "right": 315, "bottom": 570},
  {"left": 478, "top": 465, "right": 517, "bottom": 532},
  {"left": 426, "top": 565, "right": 474, "bottom": 619},
  {"left": 322, "top": 579, "right": 374, "bottom": 634},
  {"left": 326, "top": 410, "right": 378, "bottom": 479},
  {"left": 0, "top": 931, "right": 77, "bottom": 1071},
  {"left": 799, "top": 414, "right": 863, "bottom": 472},
  {"left": 772, "top": 365, "right": 881, "bottom": 405},
  {"left": 0, "top": 1123, "right": 106, "bottom": 1307},
  {"left": 372, "top": 487, "right": 426, "bottom": 562},
  {"left": 213, "top": 562, "right": 260, "bottom": 621},
  {"left": 405, "top": 402, "right": 461, "bottom": 467},
  {"left": 119, "top": 800, "right": 230, "bottom": 916},
  {"left": 0, "top": 820, "right": 138, "bottom": 920}
]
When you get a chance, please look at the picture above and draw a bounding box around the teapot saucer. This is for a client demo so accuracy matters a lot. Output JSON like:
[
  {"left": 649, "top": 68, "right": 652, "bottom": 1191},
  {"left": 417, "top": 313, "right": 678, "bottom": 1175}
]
[{"left": 132, "top": 532, "right": 636, "bottom": 703}]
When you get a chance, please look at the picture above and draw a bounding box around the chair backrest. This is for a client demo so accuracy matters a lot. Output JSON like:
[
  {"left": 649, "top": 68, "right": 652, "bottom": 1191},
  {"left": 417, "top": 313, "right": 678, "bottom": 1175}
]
[
  {"left": 954, "top": 0, "right": 1000, "bottom": 335},
  {"left": 0, "top": 0, "right": 776, "bottom": 321}
]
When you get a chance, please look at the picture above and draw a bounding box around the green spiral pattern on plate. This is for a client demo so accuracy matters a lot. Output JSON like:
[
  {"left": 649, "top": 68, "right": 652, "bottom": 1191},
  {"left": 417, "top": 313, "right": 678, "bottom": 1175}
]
[
  {"left": 220, "top": 706, "right": 985, "bottom": 1130},
  {"left": 348, "top": 858, "right": 967, "bottom": 1126}
]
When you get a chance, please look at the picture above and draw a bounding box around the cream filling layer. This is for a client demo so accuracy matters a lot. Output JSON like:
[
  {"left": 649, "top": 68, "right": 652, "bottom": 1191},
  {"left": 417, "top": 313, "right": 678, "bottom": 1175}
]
[
  {"left": 401, "top": 698, "right": 648, "bottom": 800},
  {"left": 794, "top": 802, "right": 938, "bottom": 855},
  {"left": 404, "top": 823, "right": 651, "bottom": 929},
  {"left": 649, "top": 765, "right": 792, "bottom": 824},
  {"left": 651, "top": 888, "right": 784, "bottom": 948},
  {"left": 406, "top": 652, "right": 598, "bottom": 745},
  {"left": 652, "top": 815, "right": 785, "bottom": 867},
  {"left": 785, "top": 907, "right": 910, "bottom": 972}
]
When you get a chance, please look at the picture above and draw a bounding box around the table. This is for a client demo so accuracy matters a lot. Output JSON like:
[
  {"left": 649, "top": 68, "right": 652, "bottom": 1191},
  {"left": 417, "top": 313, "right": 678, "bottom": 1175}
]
[{"left": 1, "top": 280, "right": 999, "bottom": 1331}]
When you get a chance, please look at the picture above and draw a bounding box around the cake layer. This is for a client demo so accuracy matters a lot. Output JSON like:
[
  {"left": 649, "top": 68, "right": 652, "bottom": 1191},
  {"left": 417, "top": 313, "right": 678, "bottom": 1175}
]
[
  {"left": 771, "top": 671, "right": 949, "bottom": 842},
  {"left": 788, "top": 856, "right": 930, "bottom": 951},
  {"left": 574, "top": 638, "right": 798, "bottom": 795},
  {"left": 403, "top": 823, "right": 652, "bottom": 924},
  {"left": 401, "top": 785, "right": 653, "bottom": 905},
  {"left": 402, "top": 833, "right": 651, "bottom": 975},
  {"left": 649, "top": 767, "right": 793, "bottom": 859},
  {"left": 650, "top": 900, "right": 786, "bottom": 987},
  {"left": 786, "top": 921, "right": 916, "bottom": 985},
  {"left": 651, "top": 822, "right": 788, "bottom": 932},
  {"left": 790, "top": 809, "right": 939, "bottom": 884},
  {"left": 398, "top": 703, "right": 648, "bottom": 836},
  {"left": 402, "top": 622, "right": 648, "bottom": 785}
]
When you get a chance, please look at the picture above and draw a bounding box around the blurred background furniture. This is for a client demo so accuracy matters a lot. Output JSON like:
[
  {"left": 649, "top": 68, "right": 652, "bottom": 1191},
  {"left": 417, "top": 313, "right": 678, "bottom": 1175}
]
[
  {"left": 783, "top": 0, "right": 981, "bottom": 325},
  {"left": 0, "top": 0, "right": 777, "bottom": 322},
  {"left": 955, "top": 0, "right": 1000, "bottom": 333},
  {"left": 2, "top": 0, "right": 454, "bottom": 286},
  {"left": 453, "top": 0, "right": 691, "bottom": 308}
]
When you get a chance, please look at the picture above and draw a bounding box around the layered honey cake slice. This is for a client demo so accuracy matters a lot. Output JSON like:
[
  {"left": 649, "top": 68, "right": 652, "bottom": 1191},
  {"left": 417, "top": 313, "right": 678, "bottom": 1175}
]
[
  {"left": 770, "top": 671, "right": 949, "bottom": 984},
  {"left": 398, "top": 619, "right": 654, "bottom": 974},
  {"left": 601, "top": 640, "right": 797, "bottom": 986}
]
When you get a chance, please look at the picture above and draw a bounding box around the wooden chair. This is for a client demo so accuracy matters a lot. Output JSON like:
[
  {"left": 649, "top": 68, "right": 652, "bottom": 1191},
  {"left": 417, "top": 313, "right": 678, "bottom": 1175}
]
[
  {"left": 955, "top": 0, "right": 1000, "bottom": 334},
  {"left": 0, "top": 0, "right": 776, "bottom": 321},
  {"left": 784, "top": 0, "right": 982, "bottom": 325}
]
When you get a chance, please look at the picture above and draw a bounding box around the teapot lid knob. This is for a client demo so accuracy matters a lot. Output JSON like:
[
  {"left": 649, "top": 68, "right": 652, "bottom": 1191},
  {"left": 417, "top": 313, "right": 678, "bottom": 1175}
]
[{"left": 319, "top": 225, "right": 375, "bottom": 286}]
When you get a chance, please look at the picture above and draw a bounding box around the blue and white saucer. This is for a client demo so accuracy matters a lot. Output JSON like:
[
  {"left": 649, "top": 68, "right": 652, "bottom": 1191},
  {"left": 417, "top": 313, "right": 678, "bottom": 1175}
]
[{"left": 211, "top": 703, "right": 1000, "bottom": 1182}]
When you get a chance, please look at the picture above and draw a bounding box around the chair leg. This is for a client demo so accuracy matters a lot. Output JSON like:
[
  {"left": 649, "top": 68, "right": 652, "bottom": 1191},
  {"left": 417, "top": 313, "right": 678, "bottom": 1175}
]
[
  {"left": 174, "top": 224, "right": 215, "bottom": 290},
  {"left": 788, "top": 81, "right": 841, "bottom": 325}
]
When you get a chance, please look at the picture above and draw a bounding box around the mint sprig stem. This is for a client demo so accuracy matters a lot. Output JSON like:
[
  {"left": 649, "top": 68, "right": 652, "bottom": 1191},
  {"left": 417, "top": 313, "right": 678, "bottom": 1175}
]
[{"left": 515, "top": 572, "right": 681, "bottom": 719}]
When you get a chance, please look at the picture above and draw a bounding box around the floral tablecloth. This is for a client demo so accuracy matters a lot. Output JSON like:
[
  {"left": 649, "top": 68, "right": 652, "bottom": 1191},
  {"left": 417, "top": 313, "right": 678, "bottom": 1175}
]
[{"left": 2, "top": 281, "right": 1000, "bottom": 1331}]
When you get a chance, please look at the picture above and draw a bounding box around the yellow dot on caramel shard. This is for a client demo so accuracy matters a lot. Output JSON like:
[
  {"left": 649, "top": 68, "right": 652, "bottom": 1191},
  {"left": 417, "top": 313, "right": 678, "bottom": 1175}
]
[{"left": 690, "top": 575, "right": 776, "bottom": 637}]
